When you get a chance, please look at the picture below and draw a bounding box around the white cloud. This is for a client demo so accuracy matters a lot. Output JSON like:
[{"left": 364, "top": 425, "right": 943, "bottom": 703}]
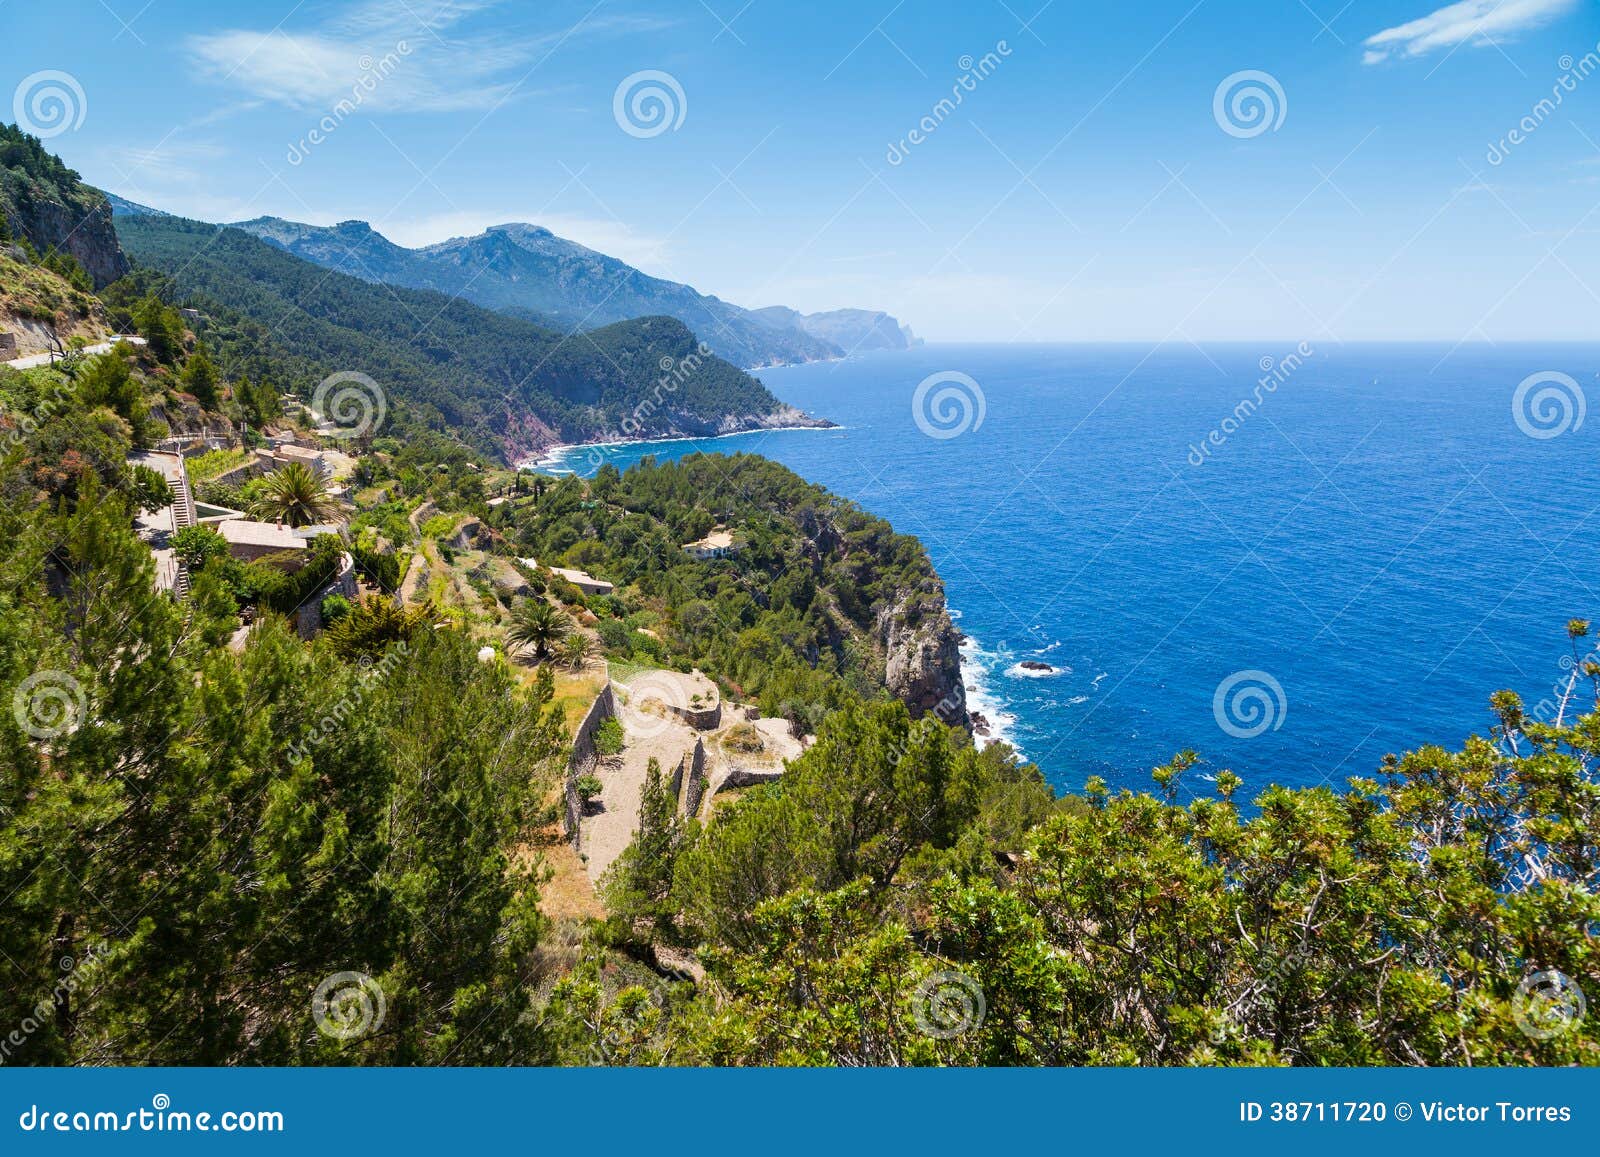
[
  {"left": 188, "top": 0, "right": 669, "bottom": 113},
  {"left": 107, "top": 140, "right": 229, "bottom": 185},
  {"left": 1363, "top": 0, "right": 1577, "bottom": 64}
]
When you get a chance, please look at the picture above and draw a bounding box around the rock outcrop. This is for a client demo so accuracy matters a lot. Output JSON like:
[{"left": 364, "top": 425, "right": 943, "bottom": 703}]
[
  {"left": 18, "top": 192, "right": 127, "bottom": 287},
  {"left": 751, "top": 306, "right": 920, "bottom": 353},
  {"left": 0, "top": 127, "right": 129, "bottom": 287},
  {"left": 876, "top": 591, "right": 969, "bottom": 729}
]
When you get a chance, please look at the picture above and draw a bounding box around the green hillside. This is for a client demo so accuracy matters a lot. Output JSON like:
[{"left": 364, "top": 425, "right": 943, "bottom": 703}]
[{"left": 113, "top": 214, "right": 823, "bottom": 461}]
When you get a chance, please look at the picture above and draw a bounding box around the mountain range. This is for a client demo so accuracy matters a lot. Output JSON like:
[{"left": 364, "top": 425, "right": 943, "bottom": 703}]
[
  {"left": 113, "top": 213, "right": 828, "bottom": 460},
  {"left": 222, "top": 215, "right": 918, "bottom": 370}
]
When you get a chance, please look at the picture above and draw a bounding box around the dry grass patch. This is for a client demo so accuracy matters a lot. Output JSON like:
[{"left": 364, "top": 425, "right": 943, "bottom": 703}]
[
  {"left": 550, "top": 667, "right": 608, "bottom": 732},
  {"left": 720, "top": 721, "right": 765, "bottom": 754},
  {"left": 526, "top": 835, "right": 606, "bottom": 922}
]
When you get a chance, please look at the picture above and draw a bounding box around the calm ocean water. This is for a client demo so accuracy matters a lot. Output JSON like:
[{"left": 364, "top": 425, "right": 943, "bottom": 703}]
[{"left": 542, "top": 343, "right": 1600, "bottom": 797}]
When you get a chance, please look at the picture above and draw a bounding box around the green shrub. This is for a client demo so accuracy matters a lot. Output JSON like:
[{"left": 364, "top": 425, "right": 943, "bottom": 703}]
[
  {"left": 352, "top": 541, "right": 401, "bottom": 592},
  {"left": 171, "top": 524, "right": 227, "bottom": 571},
  {"left": 594, "top": 717, "right": 624, "bottom": 758},
  {"left": 597, "top": 618, "right": 634, "bottom": 655}
]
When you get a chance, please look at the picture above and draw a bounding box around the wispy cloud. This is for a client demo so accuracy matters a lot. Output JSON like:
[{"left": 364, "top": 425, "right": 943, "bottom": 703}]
[
  {"left": 1362, "top": 0, "right": 1577, "bottom": 64},
  {"left": 188, "top": 0, "right": 668, "bottom": 113},
  {"left": 108, "top": 140, "right": 229, "bottom": 184}
]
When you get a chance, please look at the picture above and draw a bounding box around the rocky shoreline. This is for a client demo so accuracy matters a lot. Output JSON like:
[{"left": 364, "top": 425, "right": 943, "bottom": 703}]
[{"left": 513, "top": 412, "right": 838, "bottom": 470}]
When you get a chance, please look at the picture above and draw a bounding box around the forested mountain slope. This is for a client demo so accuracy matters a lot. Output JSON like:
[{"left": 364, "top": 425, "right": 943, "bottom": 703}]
[
  {"left": 115, "top": 215, "right": 827, "bottom": 460},
  {"left": 230, "top": 215, "right": 913, "bottom": 369}
]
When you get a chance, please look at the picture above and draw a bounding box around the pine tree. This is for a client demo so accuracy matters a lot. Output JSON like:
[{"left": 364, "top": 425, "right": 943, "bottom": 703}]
[{"left": 181, "top": 345, "right": 221, "bottom": 410}]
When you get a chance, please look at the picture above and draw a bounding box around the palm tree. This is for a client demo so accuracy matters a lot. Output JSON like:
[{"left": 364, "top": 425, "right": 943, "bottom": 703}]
[
  {"left": 251, "top": 461, "right": 336, "bottom": 527},
  {"left": 507, "top": 599, "right": 569, "bottom": 659},
  {"left": 559, "top": 632, "right": 592, "bottom": 671}
]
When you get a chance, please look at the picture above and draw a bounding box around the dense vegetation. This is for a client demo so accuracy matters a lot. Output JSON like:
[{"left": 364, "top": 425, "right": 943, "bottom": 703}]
[
  {"left": 487, "top": 453, "right": 953, "bottom": 730},
  {"left": 640, "top": 709, "right": 1600, "bottom": 1065},
  {"left": 0, "top": 348, "right": 567, "bottom": 1063},
  {"left": 113, "top": 215, "right": 794, "bottom": 458}
]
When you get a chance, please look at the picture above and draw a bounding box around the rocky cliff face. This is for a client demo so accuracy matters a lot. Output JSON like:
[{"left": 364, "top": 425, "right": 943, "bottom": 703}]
[
  {"left": 0, "top": 127, "right": 128, "bottom": 287},
  {"left": 14, "top": 194, "right": 127, "bottom": 287},
  {"left": 876, "top": 591, "right": 969, "bottom": 729},
  {"left": 749, "top": 305, "right": 920, "bottom": 355}
]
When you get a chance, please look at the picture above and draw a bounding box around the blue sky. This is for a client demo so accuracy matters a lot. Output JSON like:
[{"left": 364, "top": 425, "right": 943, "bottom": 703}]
[{"left": 10, "top": 0, "right": 1600, "bottom": 341}]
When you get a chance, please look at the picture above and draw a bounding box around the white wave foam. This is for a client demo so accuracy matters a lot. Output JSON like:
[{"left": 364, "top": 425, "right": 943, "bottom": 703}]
[{"left": 960, "top": 635, "right": 1021, "bottom": 757}]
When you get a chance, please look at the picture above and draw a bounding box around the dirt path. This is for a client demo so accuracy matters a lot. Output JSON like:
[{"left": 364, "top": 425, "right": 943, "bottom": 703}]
[{"left": 579, "top": 686, "right": 699, "bottom": 882}]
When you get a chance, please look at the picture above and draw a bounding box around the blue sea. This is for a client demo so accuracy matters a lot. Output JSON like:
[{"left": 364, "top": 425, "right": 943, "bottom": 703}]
[{"left": 540, "top": 343, "right": 1600, "bottom": 797}]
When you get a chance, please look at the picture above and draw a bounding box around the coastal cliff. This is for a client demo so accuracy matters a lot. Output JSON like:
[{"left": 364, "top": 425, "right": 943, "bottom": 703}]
[
  {"left": 113, "top": 216, "right": 825, "bottom": 462},
  {"left": 876, "top": 590, "right": 969, "bottom": 729},
  {"left": 499, "top": 403, "right": 834, "bottom": 464}
]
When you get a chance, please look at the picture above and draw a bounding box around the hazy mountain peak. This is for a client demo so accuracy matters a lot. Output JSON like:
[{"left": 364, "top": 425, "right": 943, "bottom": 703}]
[{"left": 216, "top": 212, "right": 917, "bottom": 369}]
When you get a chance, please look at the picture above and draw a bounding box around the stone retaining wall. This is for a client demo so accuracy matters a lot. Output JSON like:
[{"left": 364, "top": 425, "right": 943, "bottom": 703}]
[
  {"left": 564, "top": 682, "right": 617, "bottom": 850},
  {"left": 679, "top": 738, "right": 706, "bottom": 817},
  {"left": 208, "top": 458, "right": 270, "bottom": 489},
  {"left": 295, "top": 552, "right": 357, "bottom": 640},
  {"left": 718, "top": 763, "right": 785, "bottom": 791},
  {"left": 671, "top": 700, "right": 722, "bottom": 731}
]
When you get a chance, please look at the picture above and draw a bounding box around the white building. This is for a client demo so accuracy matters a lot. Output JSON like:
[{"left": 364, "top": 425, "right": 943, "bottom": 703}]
[{"left": 683, "top": 529, "right": 737, "bottom": 560}]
